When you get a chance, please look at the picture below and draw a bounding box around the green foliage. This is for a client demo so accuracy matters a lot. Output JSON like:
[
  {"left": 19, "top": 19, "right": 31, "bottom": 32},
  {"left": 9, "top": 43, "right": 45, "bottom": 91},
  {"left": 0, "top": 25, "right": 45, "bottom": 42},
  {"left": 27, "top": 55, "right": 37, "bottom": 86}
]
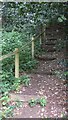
[
  {"left": 0, "top": 94, "right": 23, "bottom": 119},
  {"left": 2, "top": 31, "right": 30, "bottom": 57},
  {"left": 29, "top": 97, "right": 47, "bottom": 107},
  {"left": 3, "top": 2, "right": 67, "bottom": 32},
  {"left": 21, "top": 59, "right": 39, "bottom": 71},
  {"left": 0, "top": 95, "right": 14, "bottom": 118},
  {"left": 1, "top": 74, "right": 30, "bottom": 92},
  {"left": 0, "top": 71, "right": 14, "bottom": 94},
  {"left": 0, "top": 24, "right": 39, "bottom": 119},
  {"left": 12, "top": 75, "right": 31, "bottom": 90},
  {"left": 58, "top": 15, "right": 67, "bottom": 23},
  {"left": 2, "top": 31, "right": 38, "bottom": 72},
  {"left": 29, "top": 99, "right": 37, "bottom": 107},
  {"left": 11, "top": 78, "right": 21, "bottom": 91},
  {"left": 3, "top": 106, "right": 15, "bottom": 117},
  {"left": 38, "top": 97, "right": 47, "bottom": 107},
  {"left": 20, "top": 75, "right": 30, "bottom": 86},
  {"left": 0, "top": 101, "right": 22, "bottom": 119},
  {"left": 1, "top": 2, "right": 67, "bottom": 118},
  {"left": 64, "top": 71, "right": 68, "bottom": 76},
  {"left": 0, "top": 95, "right": 10, "bottom": 106},
  {"left": 15, "top": 100, "right": 23, "bottom": 108},
  {"left": 1, "top": 30, "right": 38, "bottom": 92}
]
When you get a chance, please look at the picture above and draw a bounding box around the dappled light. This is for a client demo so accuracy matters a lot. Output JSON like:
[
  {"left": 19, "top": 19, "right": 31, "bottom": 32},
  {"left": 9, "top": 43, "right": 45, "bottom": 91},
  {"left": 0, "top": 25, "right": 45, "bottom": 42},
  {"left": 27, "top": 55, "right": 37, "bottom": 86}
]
[{"left": 0, "top": 2, "right": 67, "bottom": 119}]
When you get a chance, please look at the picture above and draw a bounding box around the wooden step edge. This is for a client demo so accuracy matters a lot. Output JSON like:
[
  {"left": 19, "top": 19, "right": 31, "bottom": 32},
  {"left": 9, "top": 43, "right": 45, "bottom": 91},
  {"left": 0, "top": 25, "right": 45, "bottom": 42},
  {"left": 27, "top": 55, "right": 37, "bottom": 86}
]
[
  {"left": 31, "top": 71, "right": 55, "bottom": 75},
  {"left": 42, "top": 49, "right": 56, "bottom": 52},
  {"left": 47, "top": 38, "right": 57, "bottom": 40},
  {"left": 41, "top": 45, "right": 56, "bottom": 48},
  {"left": 42, "top": 47, "right": 56, "bottom": 49},
  {"left": 35, "top": 56, "right": 56, "bottom": 61},
  {"left": 46, "top": 49, "right": 56, "bottom": 52},
  {"left": 46, "top": 41, "right": 56, "bottom": 44},
  {"left": 10, "top": 94, "right": 47, "bottom": 102},
  {"left": 45, "top": 43, "right": 56, "bottom": 45}
]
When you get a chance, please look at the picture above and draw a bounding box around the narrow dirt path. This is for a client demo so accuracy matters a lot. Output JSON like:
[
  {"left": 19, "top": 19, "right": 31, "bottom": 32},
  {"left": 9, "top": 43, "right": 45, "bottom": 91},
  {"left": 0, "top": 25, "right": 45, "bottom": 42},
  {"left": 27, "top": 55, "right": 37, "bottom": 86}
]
[
  {"left": 10, "top": 52, "right": 67, "bottom": 118},
  {"left": 10, "top": 24, "right": 67, "bottom": 118}
]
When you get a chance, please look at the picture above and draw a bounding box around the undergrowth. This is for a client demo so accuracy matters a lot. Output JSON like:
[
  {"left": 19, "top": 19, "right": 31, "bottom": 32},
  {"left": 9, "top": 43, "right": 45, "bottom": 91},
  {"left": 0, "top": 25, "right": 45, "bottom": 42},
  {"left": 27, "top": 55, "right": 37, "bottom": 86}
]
[
  {"left": 0, "top": 31, "right": 39, "bottom": 119},
  {"left": 29, "top": 97, "right": 47, "bottom": 107}
]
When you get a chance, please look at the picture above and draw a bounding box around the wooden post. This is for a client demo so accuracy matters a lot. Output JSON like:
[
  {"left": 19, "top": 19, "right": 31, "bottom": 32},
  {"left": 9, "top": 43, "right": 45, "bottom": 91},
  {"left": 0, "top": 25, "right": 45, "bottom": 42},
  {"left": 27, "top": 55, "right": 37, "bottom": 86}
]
[
  {"left": 32, "top": 37, "right": 34, "bottom": 59},
  {"left": 44, "top": 24, "right": 46, "bottom": 40},
  {"left": 40, "top": 36, "right": 42, "bottom": 45},
  {"left": 15, "top": 48, "right": 19, "bottom": 78},
  {"left": 40, "top": 26, "right": 42, "bottom": 45}
]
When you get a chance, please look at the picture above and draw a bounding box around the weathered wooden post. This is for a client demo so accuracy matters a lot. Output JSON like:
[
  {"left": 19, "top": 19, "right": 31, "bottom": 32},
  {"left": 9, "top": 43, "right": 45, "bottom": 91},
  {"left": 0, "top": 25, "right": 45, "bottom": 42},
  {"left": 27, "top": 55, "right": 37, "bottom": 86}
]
[
  {"left": 40, "top": 35, "right": 42, "bottom": 45},
  {"left": 32, "top": 37, "right": 34, "bottom": 59},
  {"left": 15, "top": 48, "right": 19, "bottom": 78},
  {"left": 44, "top": 24, "right": 46, "bottom": 39}
]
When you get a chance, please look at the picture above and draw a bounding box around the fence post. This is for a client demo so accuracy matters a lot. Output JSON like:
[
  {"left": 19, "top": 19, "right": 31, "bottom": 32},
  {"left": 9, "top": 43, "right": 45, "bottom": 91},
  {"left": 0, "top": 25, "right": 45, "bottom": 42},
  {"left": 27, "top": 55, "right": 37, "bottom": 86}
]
[
  {"left": 15, "top": 48, "right": 19, "bottom": 78},
  {"left": 44, "top": 24, "right": 46, "bottom": 39},
  {"left": 40, "top": 36, "right": 42, "bottom": 45},
  {"left": 32, "top": 37, "right": 34, "bottom": 59}
]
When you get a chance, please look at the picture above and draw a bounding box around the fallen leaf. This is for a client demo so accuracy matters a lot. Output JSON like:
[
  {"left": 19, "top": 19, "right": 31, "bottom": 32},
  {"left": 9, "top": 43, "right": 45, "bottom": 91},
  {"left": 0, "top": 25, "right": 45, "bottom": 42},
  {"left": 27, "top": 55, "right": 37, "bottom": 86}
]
[{"left": 41, "top": 108, "right": 45, "bottom": 112}]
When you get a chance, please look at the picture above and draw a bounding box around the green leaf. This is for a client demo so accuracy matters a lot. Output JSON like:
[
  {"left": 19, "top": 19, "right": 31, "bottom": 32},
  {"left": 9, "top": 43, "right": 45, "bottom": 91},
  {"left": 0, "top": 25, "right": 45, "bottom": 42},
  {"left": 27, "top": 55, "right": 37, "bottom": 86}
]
[
  {"left": 29, "top": 99, "right": 37, "bottom": 107},
  {"left": 58, "top": 17, "right": 63, "bottom": 22},
  {"left": 39, "top": 97, "right": 47, "bottom": 107}
]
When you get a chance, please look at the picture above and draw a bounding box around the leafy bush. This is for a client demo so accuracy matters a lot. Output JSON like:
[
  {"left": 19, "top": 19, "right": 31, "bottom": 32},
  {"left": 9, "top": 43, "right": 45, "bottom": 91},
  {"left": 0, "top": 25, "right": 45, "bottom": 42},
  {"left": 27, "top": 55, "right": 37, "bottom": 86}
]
[
  {"left": 0, "top": 98, "right": 23, "bottom": 119},
  {"left": 0, "top": 71, "right": 14, "bottom": 94},
  {"left": 20, "top": 75, "right": 30, "bottom": 86},
  {"left": 2, "top": 31, "right": 38, "bottom": 71},
  {"left": 1, "top": 31, "right": 38, "bottom": 88},
  {"left": 0, "top": 30, "right": 39, "bottom": 119}
]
